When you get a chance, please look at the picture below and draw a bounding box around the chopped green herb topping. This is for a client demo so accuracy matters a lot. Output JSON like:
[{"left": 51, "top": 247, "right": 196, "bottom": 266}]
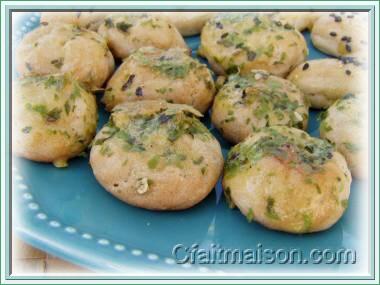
[
  {"left": 302, "top": 213, "right": 312, "bottom": 232},
  {"left": 246, "top": 208, "right": 254, "bottom": 222},
  {"left": 224, "top": 187, "right": 235, "bottom": 208},
  {"left": 266, "top": 197, "right": 280, "bottom": 220},
  {"left": 225, "top": 127, "right": 333, "bottom": 178},
  {"left": 133, "top": 49, "right": 201, "bottom": 79},
  {"left": 116, "top": 21, "right": 132, "bottom": 32}
]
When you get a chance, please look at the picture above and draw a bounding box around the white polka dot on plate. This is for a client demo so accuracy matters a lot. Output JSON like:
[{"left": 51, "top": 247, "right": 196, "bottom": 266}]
[
  {"left": 36, "top": 213, "right": 47, "bottom": 220},
  {"left": 65, "top": 226, "right": 77, "bottom": 234},
  {"left": 97, "top": 239, "right": 110, "bottom": 246},
  {"left": 114, "top": 244, "right": 125, "bottom": 251},
  {"left": 49, "top": 220, "right": 61, "bottom": 228},
  {"left": 22, "top": 192, "right": 33, "bottom": 200},
  {"left": 147, "top": 253, "right": 159, "bottom": 261},
  {"left": 81, "top": 233, "right": 92, "bottom": 240},
  {"left": 182, "top": 263, "right": 192, "bottom": 268},
  {"left": 165, "top": 258, "right": 175, "bottom": 265},
  {"left": 18, "top": 184, "right": 28, "bottom": 190},
  {"left": 14, "top": 175, "right": 23, "bottom": 181},
  {"left": 28, "top": 202, "right": 39, "bottom": 210},
  {"left": 131, "top": 249, "right": 142, "bottom": 256}
]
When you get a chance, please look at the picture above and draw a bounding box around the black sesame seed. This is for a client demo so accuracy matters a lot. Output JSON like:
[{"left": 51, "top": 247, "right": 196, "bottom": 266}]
[
  {"left": 302, "top": 63, "right": 310, "bottom": 70},
  {"left": 215, "top": 22, "right": 223, "bottom": 29},
  {"left": 330, "top": 31, "right": 337, "bottom": 37},
  {"left": 345, "top": 69, "right": 351, "bottom": 75},
  {"left": 274, "top": 21, "right": 282, "bottom": 27},
  {"left": 135, "top": 87, "right": 143, "bottom": 96},
  {"left": 221, "top": 32, "right": 229, "bottom": 39},
  {"left": 345, "top": 44, "right": 352, "bottom": 52},
  {"left": 284, "top": 23, "right": 293, "bottom": 30},
  {"left": 253, "top": 17, "right": 262, "bottom": 26},
  {"left": 121, "top": 74, "right": 135, "bottom": 91},
  {"left": 242, "top": 89, "right": 247, "bottom": 99},
  {"left": 247, "top": 50, "right": 257, "bottom": 61},
  {"left": 335, "top": 16, "right": 342, "bottom": 22},
  {"left": 234, "top": 84, "right": 241, "bottom": 89},
  {"left": 158, "top": 114, "right": 171, "bottom": 124}
]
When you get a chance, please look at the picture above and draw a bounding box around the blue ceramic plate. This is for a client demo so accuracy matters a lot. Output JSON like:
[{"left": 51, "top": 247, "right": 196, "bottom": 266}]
[{"left": 13, "top": 12, "right": 366, "bottom": 276}]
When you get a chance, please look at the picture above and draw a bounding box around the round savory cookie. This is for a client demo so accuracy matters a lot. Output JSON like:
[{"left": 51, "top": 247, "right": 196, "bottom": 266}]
[
  {"left": 151, "top": 11, "right": 216, "bottom": 36},
  {"left": 90, "top": 100, "right": 224, "bottom": 210},
  {"left": 311, "top": 12, "right": 368, "bottom": 57},
  {"left": 98, "top": 14, "right": 189, "bottom": 59},
  {"left": 211, "top": 70, "right": 308, "bottom": 144},
  {"left": 223, "top": 126, "right": 351, "bottom": 234},
  {"left": 103, "top": 47, "right": 215, "bottom": 113},
  {"left": 13, "top": 74, "right": 98, "bottom": 167},
  {"left": 320, "top": 94, "right": 368, "bottom": 179},
  {"left": 16, "top": 23, "right": 115, "bottom": 89},
  {"left": 198, "top": 13, "right": 308, "bottom": 77},
  {"left": 287, "top": 58, "right": 366, "bottom": 109}
]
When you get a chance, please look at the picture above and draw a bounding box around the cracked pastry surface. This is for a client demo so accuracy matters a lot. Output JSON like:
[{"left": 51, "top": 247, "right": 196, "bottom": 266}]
[
  {"left": 16, "top": 23, "right": 115, "bottom": 89},
  {"left": 90, "top": 100, "right": 224, "bottom": 210}
]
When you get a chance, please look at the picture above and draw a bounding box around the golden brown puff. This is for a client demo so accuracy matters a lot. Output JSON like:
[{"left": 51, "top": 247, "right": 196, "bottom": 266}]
[
  {"left": 223, "top": 126, "right": 351, "bottom": 234},
  {"left": 16, "top": 23, "right": 115, "bottom": 89},
  {"left": 311, "top": 12, "right": 368, "bottom": 57},
  {"left": 90, "top": 100, "right": 224, "bottom": 210},
  {"left": 287, "top": 58, "right": 367, "bottom": 109},
  {"left": 98, "top": 14, "right": 189, "bottom": 59},
  {"left": 103, "top": 47, "right": 215, "bottom": 113},
  {"left": 198, "top": 13, "right": 308, "bottom": 77},
  {"left": 13, "top": 74, "right": 98, "bottom": 167},
  {"left": 211, "top": 70, "right": 308, "bottom": 144},
  {"left": 320, "top": 94, "right": 368, "bottom": 179},
  {"left": 152, "top": 12, "right": 216, "bottom": 36}
]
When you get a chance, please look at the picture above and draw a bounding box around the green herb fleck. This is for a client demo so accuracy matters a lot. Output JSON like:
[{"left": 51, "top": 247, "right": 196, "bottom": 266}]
[
  {"left": 148, "top": 155, "right": 160, "bottom": 169},
  {"left": 246, "top": 208, "right": 254, "bottom": 222},
  {"left": 266, "top": 197, "right": 280, "bottom": 220}
]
